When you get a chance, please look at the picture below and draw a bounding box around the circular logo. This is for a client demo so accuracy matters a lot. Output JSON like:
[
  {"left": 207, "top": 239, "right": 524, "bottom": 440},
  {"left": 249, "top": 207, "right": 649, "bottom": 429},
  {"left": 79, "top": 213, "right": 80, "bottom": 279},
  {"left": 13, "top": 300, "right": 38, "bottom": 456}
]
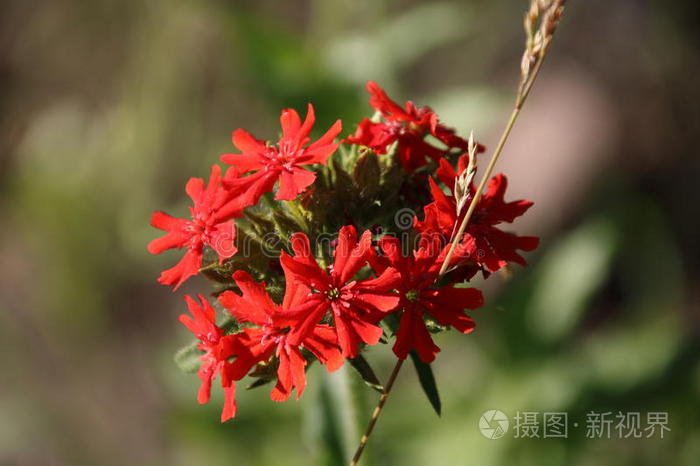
[
  {"left": 479, "top": 410, "right": 509, "bottom": 439},
  {"left": 393, "top": 208, "right": 416, "bottom": 230}
]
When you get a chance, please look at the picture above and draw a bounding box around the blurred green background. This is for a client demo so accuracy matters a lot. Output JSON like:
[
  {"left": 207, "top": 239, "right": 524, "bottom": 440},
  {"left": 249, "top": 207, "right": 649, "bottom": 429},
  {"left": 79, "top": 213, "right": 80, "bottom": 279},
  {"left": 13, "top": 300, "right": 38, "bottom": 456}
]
[{"left": 1, "top": 0, "right": 699, "bottom": 465}]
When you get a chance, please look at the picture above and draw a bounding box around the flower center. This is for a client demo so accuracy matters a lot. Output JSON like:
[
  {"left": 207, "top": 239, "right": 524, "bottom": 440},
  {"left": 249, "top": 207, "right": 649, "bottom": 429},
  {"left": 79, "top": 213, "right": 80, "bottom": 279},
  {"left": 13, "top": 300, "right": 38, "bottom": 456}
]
[
  {"left": 326, "top": 287, "right": 341, "bottom": 300},
  {"left": 405, "top": 289, "right": 419, "bottom": 302},
  {"left": 263, "top": 144, "right": 299, "bottom": 172}
]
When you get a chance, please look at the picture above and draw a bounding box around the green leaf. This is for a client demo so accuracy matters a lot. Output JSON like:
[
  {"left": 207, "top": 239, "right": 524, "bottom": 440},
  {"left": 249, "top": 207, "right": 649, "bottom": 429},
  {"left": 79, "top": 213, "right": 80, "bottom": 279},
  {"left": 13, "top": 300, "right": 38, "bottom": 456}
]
[
  {"left": 174, "top": 341, "right": 202, "bottom": 374},
  {"left": 409, "top": 350, "right": 441, "bottom": 416},
  {"left": 347, "top": 355, "right": 385, "bottom": 393}
]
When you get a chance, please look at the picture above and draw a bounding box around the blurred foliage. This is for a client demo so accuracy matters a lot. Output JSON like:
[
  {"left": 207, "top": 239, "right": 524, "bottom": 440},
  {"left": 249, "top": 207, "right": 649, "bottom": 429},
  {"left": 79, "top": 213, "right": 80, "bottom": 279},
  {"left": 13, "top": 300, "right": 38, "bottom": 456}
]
[{"left": 0, "top": 0, "right": 699, "bottom": 465}]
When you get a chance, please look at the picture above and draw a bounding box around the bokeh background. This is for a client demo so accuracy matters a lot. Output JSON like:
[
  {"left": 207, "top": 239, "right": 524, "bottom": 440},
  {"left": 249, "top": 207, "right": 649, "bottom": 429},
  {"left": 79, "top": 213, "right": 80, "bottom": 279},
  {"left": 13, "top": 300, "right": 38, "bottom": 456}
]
[{"left": 1, "top": 0, "right": 699, "bottom": 465}]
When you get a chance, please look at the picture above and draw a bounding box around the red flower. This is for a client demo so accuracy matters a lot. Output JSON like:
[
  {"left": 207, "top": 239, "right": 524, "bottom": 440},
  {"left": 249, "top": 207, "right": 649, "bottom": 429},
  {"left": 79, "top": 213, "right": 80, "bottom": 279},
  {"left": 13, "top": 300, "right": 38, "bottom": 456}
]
[
  {"left": 279, "top": 226, "right": 402, "bottom": 358},
  {"left": 148, "top": 165, "right": 242, "bottom": 289},
  {"left": 218, "top": 270, "right": 344, "bottom": 402},
  {"left": 346, "top": 81, "right": 475, "bottom": 172},
  {"left": 179, "top": 294, "right": 239, "bottom": 422},
  {"left": 221, "top": 104, "right": 342, "bottom": 204},
  {"left": 415, "top": 158, "right": 539, "bottom": 276},
  {"left": 373, "top": 237, "right": 484, "bottom": 363}
]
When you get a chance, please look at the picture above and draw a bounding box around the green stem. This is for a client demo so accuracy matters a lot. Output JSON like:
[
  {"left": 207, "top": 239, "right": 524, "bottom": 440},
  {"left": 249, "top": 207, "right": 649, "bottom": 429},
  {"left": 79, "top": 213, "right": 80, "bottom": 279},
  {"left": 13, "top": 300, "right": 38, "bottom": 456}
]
[
  {"left": 349, "top": 358, "right": 404, "bottom": 466},
  {"left": 438, "top": 45, "right": 550, "bottom": 276}
]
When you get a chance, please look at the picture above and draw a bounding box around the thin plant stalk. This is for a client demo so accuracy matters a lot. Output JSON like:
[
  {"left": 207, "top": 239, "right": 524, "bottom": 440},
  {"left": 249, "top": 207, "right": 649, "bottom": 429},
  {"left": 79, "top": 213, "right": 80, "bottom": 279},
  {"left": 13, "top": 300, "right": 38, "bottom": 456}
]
[
  {"left": 349, "top": 2, "right": 566, "bottom": 464},
  {"left": 348, "top": 359, "right": 404, "bottom": 466}
]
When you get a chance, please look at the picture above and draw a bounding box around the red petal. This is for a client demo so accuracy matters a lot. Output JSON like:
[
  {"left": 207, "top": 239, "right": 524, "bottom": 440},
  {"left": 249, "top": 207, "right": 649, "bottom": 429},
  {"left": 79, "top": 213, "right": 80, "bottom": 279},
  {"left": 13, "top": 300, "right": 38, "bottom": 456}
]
[
  {"left": 150, "top": 211, "right": 187, "bottom": 232},
  {"left": 179, "top": 294, "right": 217, "bottom": 336},
  {"left": 308, "top": 119, "right": 342, "bottom": 151},
  {"left": 282, "top": 274, "right": 313, "bottom": 309},
  {"left": 219, "top": 271, "right": 276, "bottom": 325},
  {"left": 435, "top": 158, "right": 457, "bottom": 190},
  {"left": 393, "top": 307, "right": 440, "bottom": 363},
  {"left": 295, "top": 103, "right": 316, "bottom": 145},
  {"left": 220, "top": 153, "right": 265, "bottom": 173},
  {"left": 197, "top": 363, "right": 214, "bottom": 404},
  {"left": 147, "top": 229, "right": 190, "bottom": 254},
  {"left": 280, "top": 107, "right": 303, "bottom": 143},
  {"left": 345, "top": 119, "right": 396, "bottom": 154},
  {"left": 185, "top": 176, "right": 205, "bottom": 205},
  {"left": 209, "top": 221, "right": 238, "bottom": 259},
  {"left": 333, "top": 312, "right": 362, "bottom": 358},
  {"left": 333, "top": 226, "right": 370, "bottom": 284},
  {"left": 230, "top": 128, "right": 267, "bottom": 157},
  {"left": 203, "top": 165, "right": 222, "bottom": 201},
  {"left": 334, "top": 310, "right": 383, "bottom": 358},
  {"left": 157, "top": 249, "right": 202, "bottom": 290},
  {"left": 421, "top": 287, "right": 482, "bottom": 333},
  {"left": 220, "top": 384, "right": 237, "bottom": 422},
  {"left": 357, "top": 267, "right": 402, "bottom": 293},
  {"left": 477, "top": 174, "right": 534, "bottom": 224},
  {"left": 352, "top": 292, "right": 400, "bottom": 313},
  {"left": 275, "top": 167, "right": 316, "bottom": 201},
  {"left": 289, "top": 346, "right": 308, "bottom": 400},
  {"left": 297, "top": 141, "right": 339, "bottom": 166},
  {"left": 270, "top": 350, "right": 292, "bottom": 402},
  {"left": 284, "top": 299, "right": 329, "bottom": 347},
  {"left": 224, "top": 169, "right": 278, "bottom": 207},
  {"left": 366, "top": 81, "right": 410, "bottom": 121},
  {"left": 303, "top": 325, "right": 344, "bottom": 372},
  {"left": 301, "top": 119, "right": 342, "bottom": 165},
  {"left": 280, "top": 249, "right": 328, "bottom": 292}
]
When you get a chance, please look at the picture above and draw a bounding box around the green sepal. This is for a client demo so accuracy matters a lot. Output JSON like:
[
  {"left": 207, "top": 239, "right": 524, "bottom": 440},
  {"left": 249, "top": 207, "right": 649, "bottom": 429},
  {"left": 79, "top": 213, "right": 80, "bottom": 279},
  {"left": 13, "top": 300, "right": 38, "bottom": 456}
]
[{"left": 353, "top": 151, "right": 381, "bottom": 201}]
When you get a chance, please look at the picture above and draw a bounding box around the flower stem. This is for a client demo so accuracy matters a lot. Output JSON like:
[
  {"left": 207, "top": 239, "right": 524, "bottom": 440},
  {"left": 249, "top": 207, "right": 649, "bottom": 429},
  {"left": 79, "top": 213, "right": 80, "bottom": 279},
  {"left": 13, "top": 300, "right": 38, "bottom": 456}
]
[
  {"left": 437, "top": 105, "right": 521, "bottom": 276},
  {"left": 438, "top": 28, "right": 555, "bottom": 276},
  {"left": 349, "top": 3, "right": 565, "bottom": 463},
  {"left": 348, "top": 358, "right": 404, "bottom": 466}
]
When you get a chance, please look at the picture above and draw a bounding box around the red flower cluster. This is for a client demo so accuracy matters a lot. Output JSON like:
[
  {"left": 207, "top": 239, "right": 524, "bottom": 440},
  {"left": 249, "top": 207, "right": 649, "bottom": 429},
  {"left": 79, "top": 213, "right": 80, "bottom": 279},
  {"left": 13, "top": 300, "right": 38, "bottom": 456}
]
[
  {"left": 149, "top": 82, "right": 539, "bottom": 422},
  {"left": 180, "top": 226, "right": 399, "bottom": 420},
  {"left": 148, "top": 105, "right": 340, "bottom": 289},
  {"left": 346, "top": 81, "right": 480, "bottom": 172},
  {"left": 415, "top": 156, "right": 539, "bottom": 278}
]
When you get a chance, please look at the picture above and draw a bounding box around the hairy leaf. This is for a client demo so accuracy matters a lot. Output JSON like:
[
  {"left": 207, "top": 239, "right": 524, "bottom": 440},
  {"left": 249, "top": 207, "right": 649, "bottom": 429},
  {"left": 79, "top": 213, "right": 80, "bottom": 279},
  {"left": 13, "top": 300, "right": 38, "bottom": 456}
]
[{"left": 174, "top": 341, "right": 202, "bottom": 374}]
